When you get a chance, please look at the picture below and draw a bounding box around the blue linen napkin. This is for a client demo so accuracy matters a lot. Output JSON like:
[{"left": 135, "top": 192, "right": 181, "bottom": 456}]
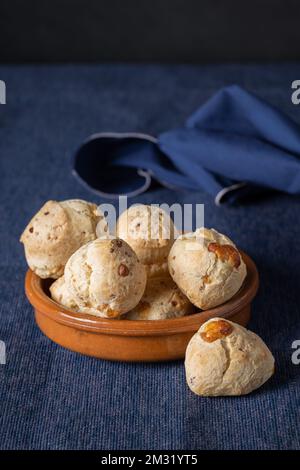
[{"left": 73, "top": 85, "right": 300, "bottom": 204}]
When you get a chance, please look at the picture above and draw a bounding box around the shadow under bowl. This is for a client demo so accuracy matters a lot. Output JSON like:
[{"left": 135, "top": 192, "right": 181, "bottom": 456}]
[{"left": 25, "top": 251, "right": 259, "bottom": 362}]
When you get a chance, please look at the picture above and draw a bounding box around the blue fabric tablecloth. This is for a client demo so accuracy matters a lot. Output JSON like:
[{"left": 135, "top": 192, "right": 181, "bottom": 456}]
[{"left": 0, "top": 64, "right": 299, "bottom": 450}]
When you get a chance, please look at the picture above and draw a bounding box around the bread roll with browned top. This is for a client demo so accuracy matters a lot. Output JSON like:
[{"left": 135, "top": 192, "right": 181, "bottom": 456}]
[
  {"left": 64, "top": 238, "right": 147, "bottom": 318},
  {"left": 125, "top": 277, "right": 193, "bottom": 320},
  {"left": 117, "top": 204, "right": 175, "bottom": 279},
  {"left": 185, "top": 318, "right": 275, "bottom": 396},
  {"left": 168, "top": 228, "right": 246, "bottom": 309},
  {"left": 20, "top": 199, "right": 108, "bottom": 279}
]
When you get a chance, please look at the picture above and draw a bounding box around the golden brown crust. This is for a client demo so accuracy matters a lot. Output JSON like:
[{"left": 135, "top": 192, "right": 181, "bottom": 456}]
[
  {"left": 200, "top": 319, "right": 233, "bottom": 343},
  {"left": 208, "top": 243, "right": 241, "bottom": 268}
]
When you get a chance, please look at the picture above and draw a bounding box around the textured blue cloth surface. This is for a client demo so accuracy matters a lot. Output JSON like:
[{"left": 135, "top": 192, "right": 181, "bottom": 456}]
[
  {"left": 0, "top": 64, "right": 300, "bottom": 450},
  {"left": 74, "top": 85, "right": 300, "bottom": 203}
]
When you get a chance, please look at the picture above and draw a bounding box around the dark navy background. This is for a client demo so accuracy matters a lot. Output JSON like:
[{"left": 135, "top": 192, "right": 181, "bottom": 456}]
[
  {"left": 1, "top": 0, "right": 300, "bottom": 63},
  {"left": 0, "top": 64, "right": 299, "bottom": 449}
]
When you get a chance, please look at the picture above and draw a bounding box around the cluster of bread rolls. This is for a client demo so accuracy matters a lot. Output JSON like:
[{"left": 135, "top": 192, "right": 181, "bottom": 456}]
[{"left": 21, "top": 200, "right": 274, "bottom": 395}]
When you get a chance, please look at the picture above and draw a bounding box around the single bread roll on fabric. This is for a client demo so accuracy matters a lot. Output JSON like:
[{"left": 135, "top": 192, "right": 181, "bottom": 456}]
[
  {"left": 20, "top": 199, "right": 108, "bottom": 279},
  {"left": 168, "top": 227, "right": 246, "bottom": 309},
  {"left": 116, "top": 204, "right": 175, "bottom": 279},
  {"left": 125, "top": 277, "right": 194, "bottom": 320},
  {"left": 64, "top": 238, "right": 147, "bottom": 318},
  {"left": 185, "top": 318, "right": 275, "bottom": 396},
  {"left": 50, "top": 275, "right": 78, "bottom": 310}
]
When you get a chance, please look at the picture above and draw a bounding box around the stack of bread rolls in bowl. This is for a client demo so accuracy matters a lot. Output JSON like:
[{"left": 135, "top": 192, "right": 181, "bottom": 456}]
[{"left": 21, "top": 200, "right": 274, "bottom": 396}]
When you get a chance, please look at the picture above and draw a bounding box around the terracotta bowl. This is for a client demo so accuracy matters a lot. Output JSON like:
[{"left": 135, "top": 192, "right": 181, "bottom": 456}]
[{"left": 25, "top": 251, "right": 259, "bottom": 362}]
